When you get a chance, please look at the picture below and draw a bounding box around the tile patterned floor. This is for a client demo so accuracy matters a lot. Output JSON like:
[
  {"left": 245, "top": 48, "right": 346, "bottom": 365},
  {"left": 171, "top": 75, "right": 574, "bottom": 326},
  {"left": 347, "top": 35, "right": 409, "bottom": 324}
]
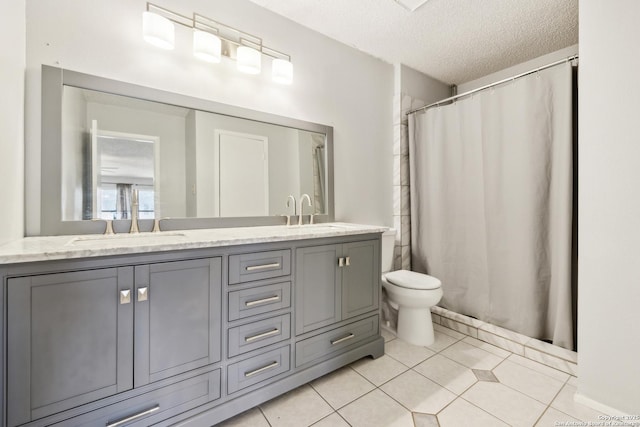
[{"left": 217, "top": 325, "right": 605, "bottom": 427}]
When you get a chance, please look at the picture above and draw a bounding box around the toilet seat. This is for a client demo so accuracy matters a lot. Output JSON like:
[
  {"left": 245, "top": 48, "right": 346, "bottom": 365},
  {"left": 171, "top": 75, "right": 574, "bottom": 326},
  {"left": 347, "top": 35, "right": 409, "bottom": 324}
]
[{"left": 384, "top": 270, "right": 441, "bottom": 290}]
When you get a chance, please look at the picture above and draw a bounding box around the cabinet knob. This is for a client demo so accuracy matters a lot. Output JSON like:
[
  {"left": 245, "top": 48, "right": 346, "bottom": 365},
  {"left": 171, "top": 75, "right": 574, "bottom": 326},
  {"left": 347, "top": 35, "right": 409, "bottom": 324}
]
[
  {"left": 137, "top": 287, "right": 149, "bottom": 302},
  {"left": 345, "top": 256, "right": 351, "bottom": 266},
  {"left": 119, "top": 289, "right": 131, "bottom": 305},
  {"left": 338, "top": 257, "right": 345, "bottom": 267}
]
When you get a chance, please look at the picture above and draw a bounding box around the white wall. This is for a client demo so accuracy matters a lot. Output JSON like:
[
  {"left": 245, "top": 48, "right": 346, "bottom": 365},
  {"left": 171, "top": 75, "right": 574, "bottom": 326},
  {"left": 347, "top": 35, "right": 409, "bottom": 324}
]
[
  {"left": 25, "top": 0, "right": 394, "bottom": 235},
  {"left": 61, "top": 87, "right": 87, "bottom": 220},
  {"left": 399, "top": 64, "right": 450, "bottom": 105},
  {"left": 577, "top": 1, "right": 640, "bottom": 415},
  {"left": 86, "top": 102, "right": 187, "bottom": 218},
  {"left": 0, "top": 0, "right": 26, "bottom": 244},
  {"left": 458, "top": 44, "right": 578, "bottom": 93},
  {"left": 190, "top": 111, "right": 301, "bottom": 217}
]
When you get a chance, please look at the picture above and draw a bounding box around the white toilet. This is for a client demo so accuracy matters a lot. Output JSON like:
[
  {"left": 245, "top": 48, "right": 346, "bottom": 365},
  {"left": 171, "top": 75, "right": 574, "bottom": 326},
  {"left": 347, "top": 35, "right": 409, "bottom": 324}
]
[{"left": 381, "top": 229, "right": 443, "bottom": 346}]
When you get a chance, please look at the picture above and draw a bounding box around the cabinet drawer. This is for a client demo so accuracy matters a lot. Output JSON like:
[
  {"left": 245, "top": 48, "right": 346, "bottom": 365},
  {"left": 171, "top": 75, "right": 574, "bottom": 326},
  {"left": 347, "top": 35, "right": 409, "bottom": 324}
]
[
  {"left": 295, "top": 315, "right": 379, "bottom": 367},
  {"left": 228, "top": 281, "right": 291, "bottom": 321},
  {"left": 228, "top": 314, "right": 291, "bottom": 357},
  {"left": 229, "top": 250, "right": 291, "bottom": 284},
  {"left": 50, "top": 369, "right": 220, "bottom": 427},
  {"left": 227, "top": 346, "right": 290, "bottom": 394}
]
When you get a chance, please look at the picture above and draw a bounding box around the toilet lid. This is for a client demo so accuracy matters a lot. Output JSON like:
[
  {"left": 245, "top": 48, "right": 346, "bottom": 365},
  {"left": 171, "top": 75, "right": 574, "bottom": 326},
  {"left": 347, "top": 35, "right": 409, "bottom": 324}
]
[{"left": 385, "top": 270, "right": 441, "bottom": 290}]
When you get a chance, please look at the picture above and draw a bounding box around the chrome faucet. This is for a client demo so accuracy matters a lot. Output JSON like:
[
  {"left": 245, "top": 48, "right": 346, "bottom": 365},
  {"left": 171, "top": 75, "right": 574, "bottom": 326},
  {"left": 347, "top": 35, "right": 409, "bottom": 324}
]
[
  {"left": 283, "top": 195, "right": 297, "bottom": 226},
  {"left": 298, "top": 194, "right": 312, "bottom": 226},
  {"left": 130, "top": 189, "right": 140, "bottom": 234}
]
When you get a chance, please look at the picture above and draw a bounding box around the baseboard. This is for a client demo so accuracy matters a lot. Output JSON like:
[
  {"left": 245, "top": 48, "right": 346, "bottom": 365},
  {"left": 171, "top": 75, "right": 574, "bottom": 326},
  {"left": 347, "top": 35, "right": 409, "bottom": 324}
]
[{"left": 574, "top": 392, "right": 630, "bottom": 416}]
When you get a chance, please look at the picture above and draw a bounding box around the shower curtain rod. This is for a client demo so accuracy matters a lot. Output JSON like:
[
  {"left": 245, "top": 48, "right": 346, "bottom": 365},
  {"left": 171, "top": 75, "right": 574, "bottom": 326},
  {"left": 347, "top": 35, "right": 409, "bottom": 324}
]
[{"left": 407, "top": 54, "right": 579, "bottom": 115}]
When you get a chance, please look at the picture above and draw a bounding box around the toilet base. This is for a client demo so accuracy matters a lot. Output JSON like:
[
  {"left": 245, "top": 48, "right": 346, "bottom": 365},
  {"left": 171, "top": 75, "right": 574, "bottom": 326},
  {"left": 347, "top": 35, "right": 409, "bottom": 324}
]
[{"left": 397, "top": 307, "right": 435, "bottom": 346}]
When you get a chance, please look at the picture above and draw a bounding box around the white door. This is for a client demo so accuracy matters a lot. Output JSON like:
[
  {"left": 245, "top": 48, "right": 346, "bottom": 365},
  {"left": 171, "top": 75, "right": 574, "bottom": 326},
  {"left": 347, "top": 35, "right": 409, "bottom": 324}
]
[{"left": 216, "top": 131, "right": 269, "bottom": 217}]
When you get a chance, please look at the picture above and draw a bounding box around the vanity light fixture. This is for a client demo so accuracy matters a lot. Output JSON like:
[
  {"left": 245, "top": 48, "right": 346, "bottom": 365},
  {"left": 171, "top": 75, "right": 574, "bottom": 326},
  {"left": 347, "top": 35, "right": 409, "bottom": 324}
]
[
  {"left": 237, "top": 45, "right": 262, "bottom": 74},
  {"left": 142, "top": 10, "right": 175, "bottom": 50},
  {"left": 193, "top": 30, "right": 221, "bottom": 63},
  {"left": 143, "top": 3, "right": 293, "bottom": 84}
]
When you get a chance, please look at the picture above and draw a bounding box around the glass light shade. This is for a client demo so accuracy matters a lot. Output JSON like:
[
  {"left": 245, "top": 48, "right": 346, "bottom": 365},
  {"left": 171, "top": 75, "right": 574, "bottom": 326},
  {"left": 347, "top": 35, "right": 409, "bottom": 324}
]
[
  {"left": 142, "top": 11, "right": 175, "bottom": 50},
  {"left": 237, "top": 46, "right": 261, "bottom": 74},
  {"left": 193, "top": 30, "right": 221, "bottom": 63},
  {"left": 272, "top": 58, "right": 293, "bottom": 85}
]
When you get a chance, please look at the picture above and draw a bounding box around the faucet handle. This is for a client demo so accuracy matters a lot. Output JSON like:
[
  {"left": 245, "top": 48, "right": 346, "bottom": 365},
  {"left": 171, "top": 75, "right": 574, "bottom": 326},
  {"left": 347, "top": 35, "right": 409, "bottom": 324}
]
[
  {"left": 104, "top": 219, "right": 114, "bottom": 235},
  {"left": 152, "top": 218, "right": 161, "bottom": 233},
  {"left": 280, "top": 214, "right": 291, "bottom": 226},
  {"left": 310, "top": 214, "right": 316, "bottom": 225}
]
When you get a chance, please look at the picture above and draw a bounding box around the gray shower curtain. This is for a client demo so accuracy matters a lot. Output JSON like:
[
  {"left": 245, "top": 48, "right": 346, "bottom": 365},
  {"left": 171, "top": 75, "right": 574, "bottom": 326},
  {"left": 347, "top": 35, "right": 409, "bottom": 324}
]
[{"left": 409, "top": 63, "right": 574, "bottom": 349}]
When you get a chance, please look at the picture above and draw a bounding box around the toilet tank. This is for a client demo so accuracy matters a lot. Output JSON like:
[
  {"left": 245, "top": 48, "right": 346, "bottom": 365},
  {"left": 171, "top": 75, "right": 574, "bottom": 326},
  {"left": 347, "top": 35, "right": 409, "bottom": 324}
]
[{"left": 381, "top": 228, "right": 397, "bottom": 273}]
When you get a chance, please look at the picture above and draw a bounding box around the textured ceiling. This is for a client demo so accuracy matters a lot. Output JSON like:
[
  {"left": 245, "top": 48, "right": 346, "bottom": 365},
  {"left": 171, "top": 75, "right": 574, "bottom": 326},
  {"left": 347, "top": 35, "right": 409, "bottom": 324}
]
[{"left": 249, "top": 0, "right": 578, "bottom": 85}]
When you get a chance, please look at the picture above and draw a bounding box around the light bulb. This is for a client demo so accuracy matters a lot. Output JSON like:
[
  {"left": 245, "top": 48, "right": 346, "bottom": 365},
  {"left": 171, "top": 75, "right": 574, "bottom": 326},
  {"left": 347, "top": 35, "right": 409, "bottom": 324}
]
[
  {"left": 237, "top": 46, "right": 261, "bottom": 74},
  {"left": 272, "top": 58, "right": 293, "bottom": 85},
  {"left": 142, "top": 11, "right": 175, "bottom": 50},
  {"left": 193, "top": 30, "right": 221, "bottom": 63}
]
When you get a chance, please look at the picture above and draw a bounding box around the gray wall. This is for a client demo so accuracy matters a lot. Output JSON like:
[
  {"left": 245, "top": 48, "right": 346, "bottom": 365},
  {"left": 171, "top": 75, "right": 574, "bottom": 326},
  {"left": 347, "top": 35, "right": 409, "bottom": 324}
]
[
  {"left": 24, "top": 0, "right": 394, "bottom": 235},
  {"left": 0, "top": 0, "right": 25, "bottom": 244},
  {"left": 577, "top": 1, "right": 640, "bottom": 415}
]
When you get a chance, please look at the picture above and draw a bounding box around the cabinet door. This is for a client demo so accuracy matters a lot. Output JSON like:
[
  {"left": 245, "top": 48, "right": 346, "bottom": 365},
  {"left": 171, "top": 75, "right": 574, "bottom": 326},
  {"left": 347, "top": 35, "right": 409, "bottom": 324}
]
[
  {"left": 7, "top": 268, "right": 133, "bottom": 427},
  {"left": 134, "top": 258, "right": 222, "bottom": 387},
  {"left": 342, "top": 240, "right": 380, "bottom": 319},
  {"left": 295, "top": 245, "right": 342, "bottom": 335}
]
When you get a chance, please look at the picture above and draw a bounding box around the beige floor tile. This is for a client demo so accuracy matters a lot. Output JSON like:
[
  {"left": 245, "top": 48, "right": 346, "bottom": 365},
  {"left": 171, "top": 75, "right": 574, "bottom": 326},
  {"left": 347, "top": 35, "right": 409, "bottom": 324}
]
[
  {"left": 350, "top": 354, "right": 408, "bottom": 386},
  {"left": 413, "top": 354, "right": 477, "bottom": 395},
  {"left": 216, "top": 407, "right": 270, "bottom": 427},
  {"left": 384, "top": 338, "right": 436, "bottom": 367},
  {"left": 381, "top": 328, "right": 397, "bottom": 343},
  {"left": 433, "top": 323, "right": 465, "bottom": 340},
  {"left": 426, "top": 330, "right": 460, "bottom": 353},
  {"left": 462, "top": 381, "right": 546, "bottom": 427},
  {"left": 338, "top": 389, "right": 414, "bottom": 427},
  {"left": 441, "top": 341, "right": 504, "bottom": 370},
  {"left": 507, "top": 354, "right": 570, "bottom": 382},
  {"left": 380, "top": 370, "right": 456, "bottom": 414},
  {"left": 311, "top": 367, "right": 375, "bottom": 409},
  {"left": 535, "top": 407, "right": 580, "bottom": 426},
  {"left": 311, "top": 412, "right": 350, "bottom": 427},
  {"left": 493, "top": 359, "right": 565, "bottom": 404},
  {"left": 260, "top": 384, "right": 333, "bottom": 427},
  {"left": 438, "top": 398, "right": 508, "bottom": 427},
  {"left": 550, "top": 383, "right": 606, "bottom": 422},
  {"left": 462, "top": 336, "right": 511, "bottom": 358},
  {"left": 412, "top": 412, "right": 440, "bottom": 427}
]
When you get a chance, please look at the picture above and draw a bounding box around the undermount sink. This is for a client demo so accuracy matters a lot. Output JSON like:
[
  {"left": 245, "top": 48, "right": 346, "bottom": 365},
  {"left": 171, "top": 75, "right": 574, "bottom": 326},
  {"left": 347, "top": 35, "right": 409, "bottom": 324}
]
[{"left": 68, "top": 232, "right": 188, "bottom": 247}]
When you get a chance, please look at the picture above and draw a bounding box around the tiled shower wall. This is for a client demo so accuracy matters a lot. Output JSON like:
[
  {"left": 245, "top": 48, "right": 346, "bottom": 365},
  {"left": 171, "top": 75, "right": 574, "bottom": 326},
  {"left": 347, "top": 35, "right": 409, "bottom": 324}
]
[{"left": 392, "top": 93, "right": 426, "bottom": 271}]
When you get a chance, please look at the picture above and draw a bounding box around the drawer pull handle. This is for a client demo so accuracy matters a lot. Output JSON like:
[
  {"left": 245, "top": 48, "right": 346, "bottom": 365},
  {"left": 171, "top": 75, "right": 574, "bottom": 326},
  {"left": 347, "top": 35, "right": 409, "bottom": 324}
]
[
  {"left": 331, "top": 333, "right": 355, "bottom": 345},
  {"left": 245, "top": 295, "right": 280, "bottom": 307},
  {"left": 244, "top": 361, "right": 279, "bottom": 377},
  {"left": 345, "top": 256, "right": 351, "bottom": 266},
  {"left": 137, "top": 287, "right": 148, "bottom": 302},
  {"left": 119, "top": 289, "right": 131, "bottom": 305},
  {"left": 106, "top": 405, "right": 160, "bottom": 427},
  {"left": 245, "top": 328, "right": 280, "bottom": 343},
  {"left": 338, "top": 257, "right": 345, "bottom": 267},
  {"left": 246, "top": 262, "right": 280, "bottom": 271}
]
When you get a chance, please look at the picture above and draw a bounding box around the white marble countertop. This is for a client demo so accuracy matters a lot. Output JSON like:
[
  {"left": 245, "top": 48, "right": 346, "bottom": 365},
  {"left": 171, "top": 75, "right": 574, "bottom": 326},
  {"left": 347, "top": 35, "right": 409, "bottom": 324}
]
[{"left": 0, "top": 223, "right": 388, "bottom": 265}]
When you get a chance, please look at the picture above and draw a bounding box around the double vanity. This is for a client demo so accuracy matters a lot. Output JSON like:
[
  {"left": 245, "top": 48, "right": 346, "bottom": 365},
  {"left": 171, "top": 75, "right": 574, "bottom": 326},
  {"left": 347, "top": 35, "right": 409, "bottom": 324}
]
[{"left": 0, "top": 223, "right": 386, "bottom": 426}]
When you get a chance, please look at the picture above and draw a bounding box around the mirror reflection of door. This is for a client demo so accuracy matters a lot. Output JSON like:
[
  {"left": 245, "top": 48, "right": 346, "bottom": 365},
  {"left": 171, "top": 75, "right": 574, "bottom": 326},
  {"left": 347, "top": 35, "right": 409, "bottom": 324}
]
[
  {"left": 215, "top": 130, "right": 269, "bottom": 217},
  {"left": 90, "top": 120, "right": 160, "bottom": 220}
]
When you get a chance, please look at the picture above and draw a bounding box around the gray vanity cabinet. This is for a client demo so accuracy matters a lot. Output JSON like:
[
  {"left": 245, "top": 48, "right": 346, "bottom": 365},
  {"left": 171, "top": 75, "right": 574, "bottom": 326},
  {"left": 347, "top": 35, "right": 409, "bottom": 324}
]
[
  {"left": 295, "top": 240, "right": 379, "bottom": 335},
  {"left": 6, "top": 257, "right": 222, "bottom": 427},
  {"left": 7, "top": 268, "right": 135, "bottom": 427},
  {"left": 134, "top": 258, "right": 222, "bottom": 387}
]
